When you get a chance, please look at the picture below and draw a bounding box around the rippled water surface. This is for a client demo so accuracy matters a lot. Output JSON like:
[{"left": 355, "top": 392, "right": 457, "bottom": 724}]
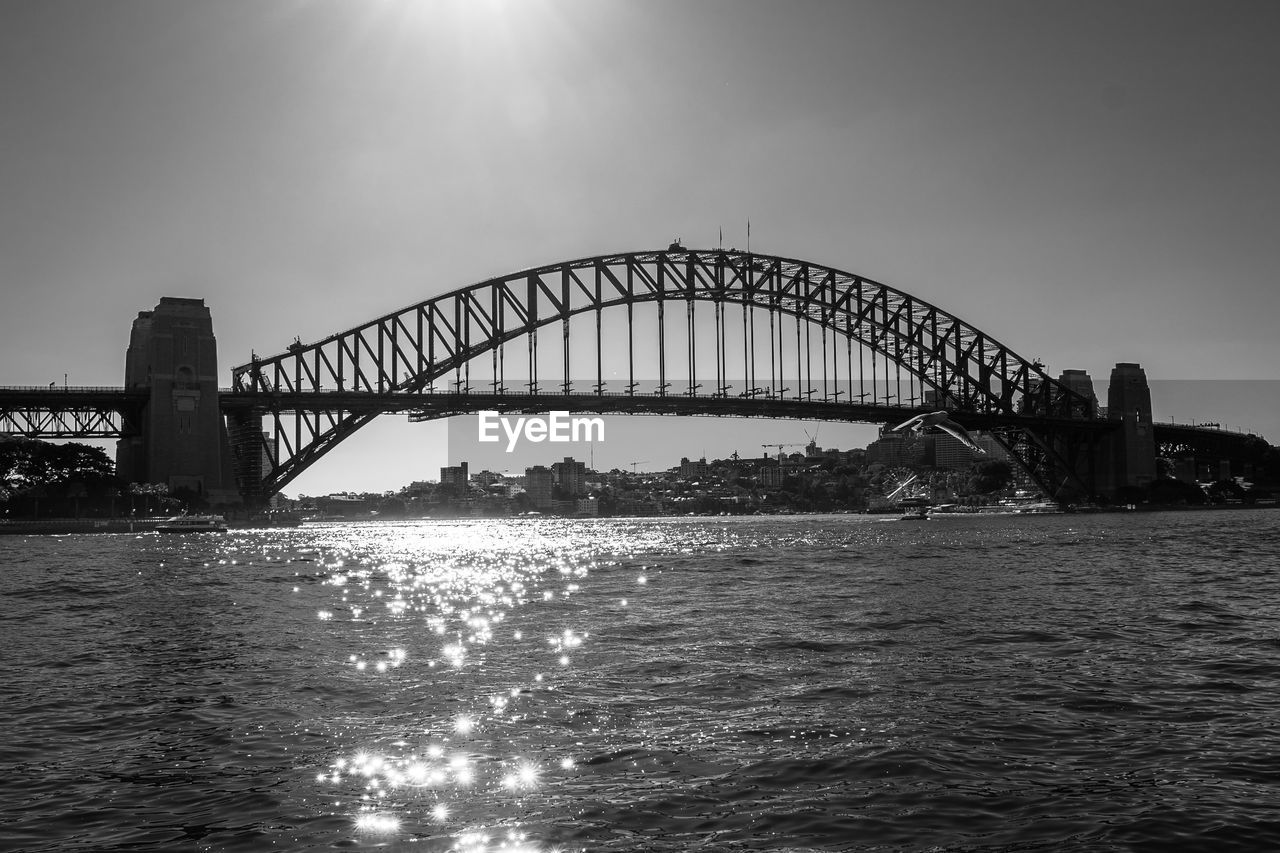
[{"left": 3, "top": 510, "right": 1280, "bottom": 852}]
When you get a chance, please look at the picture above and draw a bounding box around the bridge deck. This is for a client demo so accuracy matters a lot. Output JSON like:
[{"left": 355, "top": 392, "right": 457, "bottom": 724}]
[
  {"left": 1, "top": 387, "right": 1255, "bottom": 441},
  {"left": 0, "top": 387, "right": 149, "bottom": 438},
  {"left": 217, "top": 389, "right": 1118, "bottom": 434}
]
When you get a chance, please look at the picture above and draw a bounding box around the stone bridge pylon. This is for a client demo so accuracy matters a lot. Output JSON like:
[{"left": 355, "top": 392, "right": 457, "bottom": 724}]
[{"left": 115, "top": 297, "right": 239, "bottom": 505}]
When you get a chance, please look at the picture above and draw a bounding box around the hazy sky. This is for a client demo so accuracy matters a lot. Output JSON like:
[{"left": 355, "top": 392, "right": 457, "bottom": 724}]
[{"left": 2, "top": 0, "right": 1277, "bottom": 494}]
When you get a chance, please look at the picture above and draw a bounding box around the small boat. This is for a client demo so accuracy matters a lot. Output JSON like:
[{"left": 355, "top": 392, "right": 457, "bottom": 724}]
[{"left": 155, "top": 514, "right": 228, "bottom": 533}]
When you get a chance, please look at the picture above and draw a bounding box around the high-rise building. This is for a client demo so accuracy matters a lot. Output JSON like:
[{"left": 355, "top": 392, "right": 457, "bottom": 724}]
[
  {"left": 933, "top": 432, "right": 980, "bottom": 469},
  {"left": 440, "top": 461, "right": 469, "bottom": 492},
  {"left": 524, "top": 465, "right": 554, "bottom": 509},
  {"left": 551, "top": 457, "right": 586, "bottom": 497},
  {"left": 866, "top": 424, "right": 926, "bottom": 466},
  {"left": 971, "top": 433, "right": 1007, "bottom": 459}
]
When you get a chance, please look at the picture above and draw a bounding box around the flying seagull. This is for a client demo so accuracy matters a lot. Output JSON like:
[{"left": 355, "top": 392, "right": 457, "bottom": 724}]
[{"left": 892, "top": 411, "right": 987, "bottom": 454}]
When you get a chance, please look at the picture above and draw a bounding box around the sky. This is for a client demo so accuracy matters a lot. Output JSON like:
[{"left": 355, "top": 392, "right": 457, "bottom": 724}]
[{"left": 2, "top": 0, "right": 1277, "bottom": 495}]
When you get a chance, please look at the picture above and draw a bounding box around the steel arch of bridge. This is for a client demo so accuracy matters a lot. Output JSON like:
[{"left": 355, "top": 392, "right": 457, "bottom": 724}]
[{"left": 226, "top": 248, "right": 1101, "bottom": 500}]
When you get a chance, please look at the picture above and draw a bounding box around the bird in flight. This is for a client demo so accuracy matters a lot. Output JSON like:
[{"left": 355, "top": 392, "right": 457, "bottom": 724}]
[{"left": 892, "top": 411, "right": 987, "bottom": 454}]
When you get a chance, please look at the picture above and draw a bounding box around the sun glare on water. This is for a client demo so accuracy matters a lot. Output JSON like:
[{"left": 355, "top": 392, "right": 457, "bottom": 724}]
[{"left": 290, "top": 520, "right": 674, "bottom": 851}]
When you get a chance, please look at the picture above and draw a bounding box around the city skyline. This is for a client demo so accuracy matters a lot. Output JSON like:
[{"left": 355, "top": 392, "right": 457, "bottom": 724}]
[{"left": 3, "top": 1, "right": 1278, "bottom": 496}]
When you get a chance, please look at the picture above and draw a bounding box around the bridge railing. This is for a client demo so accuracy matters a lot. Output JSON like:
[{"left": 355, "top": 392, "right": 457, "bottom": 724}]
[
  {"left": 0, "top": 385, "right": 136, "bottom": 392},
  {"left": 1095, "top": 403, "right": 1262, "bottom": 439},
  {"left": 1155, "top": 419, "right": 1264, "bottom": 439}
]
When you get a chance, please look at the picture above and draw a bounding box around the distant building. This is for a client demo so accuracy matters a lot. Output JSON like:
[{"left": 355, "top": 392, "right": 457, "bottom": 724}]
[
  {"left": 866, "top": 427, "right": 914, "bottom": 466},
  {"left": 932, "top": 430, "right": 1007, "bottom": 468},
  {"left": 551, "top": 457, "right": 586, "bottom": 497},
  {"left": 842, "top": 448, "right": 868, "bottom": 466},
  {"left": 440, "top": 462, "right": 469, "bottom": 494},
  {"left": 525, "top": 465, "right": 554, "bottom": 509},
  {"left": 933, "top": 432, "right": 979, "bottom": 469},
  {"left": 678, "top": 456, "right": 707, "bottom": 480},
  {"left": 971, "top": 433, "right": 1007, "bottom": 459},
  {"left": 472, "top": 469, "right": 506, "bottom": 487},
  {"left": 759, "top": 464, "right": 795, "bottom": 487}
]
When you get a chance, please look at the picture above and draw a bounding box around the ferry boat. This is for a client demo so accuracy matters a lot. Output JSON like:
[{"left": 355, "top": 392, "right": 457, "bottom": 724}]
[
  {"left": 155, "top": 514, "right": 228, "bottom": 533},
  {"left": 1014, "top": 501, "right": 1064, "bottom": 515},
  {"left": 892, "top": 497, "right": 932, "bottom": 521}
]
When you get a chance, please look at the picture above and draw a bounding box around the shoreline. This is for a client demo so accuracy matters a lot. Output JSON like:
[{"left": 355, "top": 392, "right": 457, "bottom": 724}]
[{"left": 1, "top": 502, "right": 1275, "bottom": 535}]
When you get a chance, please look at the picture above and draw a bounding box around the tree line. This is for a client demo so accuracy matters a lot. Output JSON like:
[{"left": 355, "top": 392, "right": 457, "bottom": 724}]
[{"left": 0, "top": 438, "right": 181, "bottom": 519}]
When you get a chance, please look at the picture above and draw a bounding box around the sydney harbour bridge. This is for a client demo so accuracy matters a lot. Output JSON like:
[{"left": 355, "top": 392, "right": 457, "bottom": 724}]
[{"left": 0, "top": 247, "right": 1268, "bottom": 506}]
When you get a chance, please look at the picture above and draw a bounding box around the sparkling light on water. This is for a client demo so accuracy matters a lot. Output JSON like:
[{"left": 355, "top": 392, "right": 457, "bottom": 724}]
[
  {"left": 354, "top": 811, "right": 400, "bottom": 833},
  {"left": 287, "top": 520, "right": 682, "bottom": 850}
]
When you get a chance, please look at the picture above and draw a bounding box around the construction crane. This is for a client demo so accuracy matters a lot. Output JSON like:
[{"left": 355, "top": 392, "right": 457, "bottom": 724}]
[
  {"left": 761, "top": 442, "right": 805, "bottom": 461},
  {"left": 627, "top": 460, "right": 649, "bottom": 473},
  {"left": 803, "top": 427, "right": 822, "bottom": 456}
]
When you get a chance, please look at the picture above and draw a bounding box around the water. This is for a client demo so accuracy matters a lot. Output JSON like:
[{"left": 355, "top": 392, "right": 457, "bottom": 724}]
[{"left": 2, "top": 510, "right": 1279, "bottom": 852}]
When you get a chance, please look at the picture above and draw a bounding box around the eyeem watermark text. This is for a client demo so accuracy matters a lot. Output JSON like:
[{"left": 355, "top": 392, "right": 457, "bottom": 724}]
[{"left": 478, "top": 411, "right": 605, "bottom": 452}]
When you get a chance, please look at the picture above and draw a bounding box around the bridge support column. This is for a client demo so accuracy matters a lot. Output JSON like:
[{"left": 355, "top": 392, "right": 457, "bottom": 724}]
[
  {"left": 226, "top": 409, "right": 267, "bottom": 508},
  {"left": 116, "top": 298, "right": 239, "bottom": 506}
]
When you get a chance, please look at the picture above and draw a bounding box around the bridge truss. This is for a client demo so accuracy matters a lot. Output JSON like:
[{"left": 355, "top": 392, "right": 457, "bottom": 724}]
[
  {"left": 226, "top": 248, "right": 1105, "bottom": 501},
  {"left": 0, "top": 387, "right": 146, "bottom": 438}
]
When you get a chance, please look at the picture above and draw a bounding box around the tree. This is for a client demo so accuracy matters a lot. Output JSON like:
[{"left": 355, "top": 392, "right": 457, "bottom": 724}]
[
  {"left": 1206, "top": 479, "right": 1246, "bottom": 504},
  {"left": 1114, "top": 485, "right": 1147, "bottom": 506},
  {"left": 1148, "top": 478, "right": 1205, "bottom": 505},
  {"left": 966, "top": 459, "right": 1013, "bottom": 495},
  {"left": 127, "top": 482, "right": 171, "bottom": 516},
  {"left": 0, "top": 438, "right": 118, "bottom": 517},
  {"left": 378, "top": 496, "right": 407, "bottom": 517}
]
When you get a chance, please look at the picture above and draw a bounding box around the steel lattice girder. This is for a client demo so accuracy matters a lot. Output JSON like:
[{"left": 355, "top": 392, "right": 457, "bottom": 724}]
[
  {"left": 226, "top": 249, "right": 1100, "bottom": 496},
  {"left": 0, "top": 407, "right": 133, "bottom": 437},
  {"left": 0, "top": 389, "right": 145, "bottom": 438}
]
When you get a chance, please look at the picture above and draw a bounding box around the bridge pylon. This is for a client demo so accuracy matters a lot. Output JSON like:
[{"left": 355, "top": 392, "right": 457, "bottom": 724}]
[
  {"left": 1099, "top": 362, "right": 1157, "bottom": 496},
  {"left": 115, "top": 298, "right": 239, "bottom": 506}
]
